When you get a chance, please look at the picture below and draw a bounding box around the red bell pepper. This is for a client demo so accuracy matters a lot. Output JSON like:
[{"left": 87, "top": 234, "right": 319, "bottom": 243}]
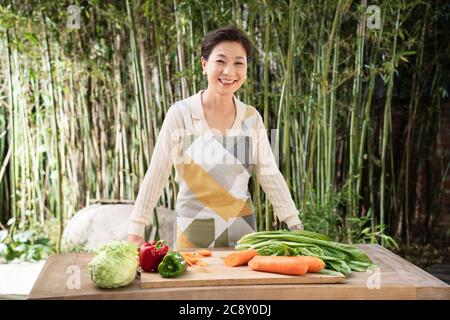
[{"left": 139, "top": 240, "right": 169, "bottom": 272}]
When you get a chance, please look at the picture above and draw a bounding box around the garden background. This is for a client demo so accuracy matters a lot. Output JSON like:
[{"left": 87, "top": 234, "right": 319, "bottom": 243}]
[{"left": 0, "top": 0, "right": 449, "bottom": 269}]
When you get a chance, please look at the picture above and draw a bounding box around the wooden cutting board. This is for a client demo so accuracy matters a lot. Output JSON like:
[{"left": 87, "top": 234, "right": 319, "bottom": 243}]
[{"left": 140, "top": 250, "right": 346, "bottom": 288}]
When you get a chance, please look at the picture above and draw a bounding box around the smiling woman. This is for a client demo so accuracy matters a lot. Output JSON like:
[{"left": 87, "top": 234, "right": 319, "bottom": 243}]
[
  {"left": 127, "top": 26, "right": 303, "bottom": 249},
  {"left": 200, "top": 41, "right": 247, "bottom": 135}
]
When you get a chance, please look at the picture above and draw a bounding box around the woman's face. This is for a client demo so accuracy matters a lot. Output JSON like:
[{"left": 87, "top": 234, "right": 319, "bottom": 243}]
[{"left": 201, "top": 41, "right": 248, "bottom": 96}]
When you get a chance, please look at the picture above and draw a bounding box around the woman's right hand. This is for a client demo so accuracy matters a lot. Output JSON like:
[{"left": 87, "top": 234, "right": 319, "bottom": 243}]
[{"left": 127, "top": 234, "right": 145, "bottom": 248}]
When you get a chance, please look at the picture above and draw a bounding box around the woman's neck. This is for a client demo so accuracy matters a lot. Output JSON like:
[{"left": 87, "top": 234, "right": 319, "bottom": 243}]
[{"left": 201, "top": 88, "right": 235, "bottom": 113}]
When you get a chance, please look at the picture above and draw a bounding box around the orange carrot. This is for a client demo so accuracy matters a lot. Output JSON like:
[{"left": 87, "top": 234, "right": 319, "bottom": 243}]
[
  {"left": 180, "top": 253, "right": 197, "bottom": 265},
  {"left": 180, "top": 252, "right": 209, "bottom": 267},
  {"left": 181, "top": 252, "right": 200, "bottom": 261},
  {"left": 194, "top": 260, "right": 209, "bottom": 267},
  {"left": 248, "top": 256, "right": 308, "bottom": 275},
  {"left": 181, "top": 251, "right": 199, "bottom": 256},
  {"left": 196, "top": 249, "right": 212, "bottom": 257},
  {"left": 180, "top": 253, "right": 193, "bottom": 266},
  {"left": 224, "top": 249, "right": 259, "bottom": 267},
  {"left": 295, "top": 256, "right": 325, "bottom": 273}
]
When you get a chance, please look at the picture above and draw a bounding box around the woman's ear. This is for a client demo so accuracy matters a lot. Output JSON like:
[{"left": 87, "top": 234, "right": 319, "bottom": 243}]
[{"left": 201, "top": 56, "right": 207, "bottom": 74}]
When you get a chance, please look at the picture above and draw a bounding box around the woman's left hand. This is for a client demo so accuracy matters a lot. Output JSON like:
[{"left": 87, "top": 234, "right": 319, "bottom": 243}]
[{"left": 289, "top": 224, "right": 304, "bottom": 231}]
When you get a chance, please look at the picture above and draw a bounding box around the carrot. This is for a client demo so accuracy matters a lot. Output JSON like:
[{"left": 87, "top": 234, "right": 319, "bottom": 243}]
[
  {"left": 224, "top": 249, "right": 259, "bottom": 267},
  {"left": 180, "top": 253, "right": 193, "bottom": 266},
  {"left": 180, "top": 252, "right": 209, "bottom": 267},
  {"left": 196, "top": 249, "right": 212, "bottom": 257},
  {"left": 181, "top": 251, "right": 199, "bottom": 256},
  {"left": 180, "top": 253, "right": 198, "bottom": 265},
  {"left": 194, "top": 260, "right": 209, "bottom": 267},
  {"left": 248, "top": 256, "right": 308, "bottom": 275},
  {"left": 181, "top": 252, "right": 199, "bottom": 261},
  {"left": 295, "top": 256, "right": 325, "bottom": 273}
]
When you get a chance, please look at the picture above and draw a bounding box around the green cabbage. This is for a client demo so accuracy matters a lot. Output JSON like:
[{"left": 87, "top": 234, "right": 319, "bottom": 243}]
[{"left": 88, "top": 241, "right": 138, "bottom": 288}]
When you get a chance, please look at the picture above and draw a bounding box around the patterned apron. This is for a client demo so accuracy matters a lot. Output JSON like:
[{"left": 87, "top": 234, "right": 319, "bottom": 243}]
[{"left": 173, "top": 101, "right": 257, "bottom": 249}]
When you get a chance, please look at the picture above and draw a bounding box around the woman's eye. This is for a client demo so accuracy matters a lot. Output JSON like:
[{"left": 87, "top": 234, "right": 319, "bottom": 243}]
[{"left": 215, "top": 60, "right": 244, "bottom": 65}]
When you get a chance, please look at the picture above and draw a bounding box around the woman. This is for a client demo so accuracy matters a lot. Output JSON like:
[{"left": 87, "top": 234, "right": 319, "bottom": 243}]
[{"left": 127, "top": 26, "right": 303, "bottom": 249}]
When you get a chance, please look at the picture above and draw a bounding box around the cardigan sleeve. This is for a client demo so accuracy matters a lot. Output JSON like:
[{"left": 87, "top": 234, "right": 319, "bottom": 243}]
[
  {"left": 127, "top": 105, "right": 182, "bottom": 237},
  {"left": 253, "top": 111, "right": 302, "bottom": 228}
]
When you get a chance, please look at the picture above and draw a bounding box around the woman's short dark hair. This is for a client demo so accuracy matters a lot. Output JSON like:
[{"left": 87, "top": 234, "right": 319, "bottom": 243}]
[{"left": 201, "top": 26, "right": 253, "bottom": 63}]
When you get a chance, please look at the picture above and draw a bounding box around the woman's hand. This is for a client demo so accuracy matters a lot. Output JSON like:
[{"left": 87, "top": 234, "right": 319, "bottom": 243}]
[
  {"left": 127, "top": 234, "right": 145, "bottom": 248},
  {"left": 289, "top": 224, "right": 304, "bottom": 231}
]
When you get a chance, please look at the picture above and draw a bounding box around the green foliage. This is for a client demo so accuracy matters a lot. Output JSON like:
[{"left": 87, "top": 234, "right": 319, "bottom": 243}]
[
  {"left": 0, "top": 229, "right": 55, "bottom": 263},
  {"left": 301, "top": 187, "right": 398, "bottom": 249},
  {"left": 346, "top": 214, "right": 399, "bottom": 250},
  {"left": 61, "top": 240, "right": 92, "bottom": 254},
  {"left": 0, "top": 0, "right": 448, "bottom": 257},
  {"left": 301, "top": 188, "right": 347, "bottom": 240}
]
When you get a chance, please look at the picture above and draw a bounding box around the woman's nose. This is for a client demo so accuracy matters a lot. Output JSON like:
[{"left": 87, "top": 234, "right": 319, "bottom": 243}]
[{"left": 222, "top": 63, "right": 236, "bottom": 75}]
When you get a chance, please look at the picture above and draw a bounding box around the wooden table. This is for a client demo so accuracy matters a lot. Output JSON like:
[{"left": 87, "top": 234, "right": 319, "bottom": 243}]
[{"left": 29, "top": 244, "right": 450, "bottom": 300}]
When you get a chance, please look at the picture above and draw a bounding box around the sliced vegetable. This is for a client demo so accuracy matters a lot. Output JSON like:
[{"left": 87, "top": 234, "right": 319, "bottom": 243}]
[
  {"left": 180, "top": 252, "right": 209, "bottom": 267},
  {"left": 248, "top": 256, "right": 308, "bottom": 275},
  {"left": 193, "top": 260, "right": 209, "bottom": 267},
  {"left": 224, "top": 249, "right": 258, "bottom": 267},
  {"left": 196, "top": 249, "right": 212, "bottom": 257}
]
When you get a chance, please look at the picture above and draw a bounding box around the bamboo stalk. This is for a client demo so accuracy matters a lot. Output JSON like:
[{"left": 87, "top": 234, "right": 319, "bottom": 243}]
[
  {"left": 403, "top": 4, "right": 429, "bottom": 247},
  {"left": 174, "top": 0, "right": 188, "bottom": 99},
  {"left": 188, "top": 5, "right": 197, "bottom": 94},
  {"left": 356, "top": 11, "right": 384, "bottom": 222},
  {"left": 41, "top": 9, "right": 64, "bottom": 252},
  {"left": 380, "top": 7, "right": 401, "bottom": 247},
  {"left": 4, "top": 25, "right": 17, "bottom": 241},
  {"left": 347, "top": 0, "right": 366, "bottom": 241},
  {"left": 113, "top": 32, "right": 125, "bottom": 200},
  {"left": 126, "top": 0, "right": 147, "bottom": 178},
  {"left": 0, "top": 0, "right": 447, "bottom": 253},
  {"left": 281, "top": 0, "right": 295, "bottom": 193},
  {"left": 260, "top": 2, "right": 272, "bottom": 231}
]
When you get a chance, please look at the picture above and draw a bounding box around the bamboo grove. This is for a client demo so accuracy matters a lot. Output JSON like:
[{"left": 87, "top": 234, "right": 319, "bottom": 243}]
[{"left": 0, "top": 0, "right": 449, "bottom": 252}]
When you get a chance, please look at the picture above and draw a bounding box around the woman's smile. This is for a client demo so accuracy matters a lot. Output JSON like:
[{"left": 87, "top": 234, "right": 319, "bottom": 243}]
[{"left": 219, "top": 78, "right": 237, "bottom": 86}]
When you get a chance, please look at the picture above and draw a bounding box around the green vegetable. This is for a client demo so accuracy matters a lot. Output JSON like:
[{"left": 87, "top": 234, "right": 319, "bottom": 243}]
[
  {"left": 318, "top": 269, "right": 346, "bottom": 277},
  {"left": 158, "top": 251, "right": 187, "bottom": 278},
  {"left": 236, "top": 230, "right": 378, "bottom": 276},
  {"left": 88, "top": 241, "right": 138, "bottom": 288}
]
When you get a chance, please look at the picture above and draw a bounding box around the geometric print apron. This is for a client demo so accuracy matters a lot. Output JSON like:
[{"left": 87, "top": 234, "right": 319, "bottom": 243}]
[{"left": 173, "top": 101, "right": 257, "bottom": 249}]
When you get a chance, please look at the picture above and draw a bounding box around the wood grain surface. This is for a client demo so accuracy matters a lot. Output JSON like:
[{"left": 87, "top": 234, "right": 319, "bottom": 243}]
[
  {"left": 28, "top": 244, "right": 450, "bottom": 300},
  {"left": 140, "top": 250, "right": 345, "bottom": 288}
]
